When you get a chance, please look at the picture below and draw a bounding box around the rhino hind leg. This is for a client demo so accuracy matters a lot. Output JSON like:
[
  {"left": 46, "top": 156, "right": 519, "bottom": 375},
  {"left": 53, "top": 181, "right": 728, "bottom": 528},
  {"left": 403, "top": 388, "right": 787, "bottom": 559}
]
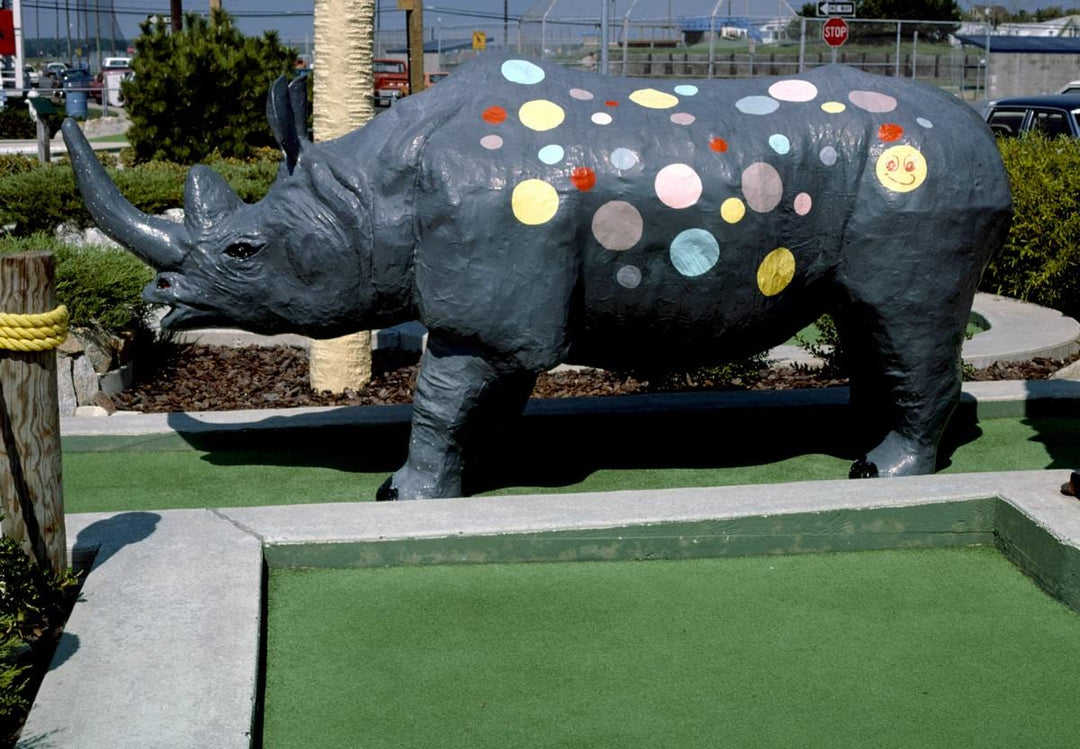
[{"left": 377, "top": 338, "right": 534, "bottom": 501}]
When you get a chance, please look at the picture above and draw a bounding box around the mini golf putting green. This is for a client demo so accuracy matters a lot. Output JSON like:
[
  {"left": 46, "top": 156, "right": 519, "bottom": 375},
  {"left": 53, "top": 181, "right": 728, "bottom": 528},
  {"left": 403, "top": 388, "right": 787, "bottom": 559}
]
[
  {"left": 60, "top": 414, "right": 1080, "bottom": 512},
  {"left": 262, "top": 545, "right": 1080, "bottom": 748}
]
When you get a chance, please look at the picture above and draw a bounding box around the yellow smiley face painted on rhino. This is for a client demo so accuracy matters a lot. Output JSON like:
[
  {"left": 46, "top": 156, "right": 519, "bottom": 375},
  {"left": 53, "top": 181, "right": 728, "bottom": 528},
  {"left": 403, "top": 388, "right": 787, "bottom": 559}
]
[{"left": 876, "top": 145, "right": 927, "bottom": 193}]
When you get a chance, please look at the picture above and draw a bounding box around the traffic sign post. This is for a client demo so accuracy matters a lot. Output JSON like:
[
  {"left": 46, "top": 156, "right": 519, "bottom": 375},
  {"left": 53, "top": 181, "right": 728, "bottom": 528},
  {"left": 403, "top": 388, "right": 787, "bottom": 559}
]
[
  {"left": 817, "top": 1, "right": 855, "bottom": 17},
  {"left": 823, "top": 16, "right": 849, "bottom": 49}
]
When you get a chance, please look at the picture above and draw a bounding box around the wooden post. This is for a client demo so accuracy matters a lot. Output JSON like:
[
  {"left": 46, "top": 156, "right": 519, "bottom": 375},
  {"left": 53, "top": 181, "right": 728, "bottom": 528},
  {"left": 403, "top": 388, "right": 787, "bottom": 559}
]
[
  {"left": 0, "top": 252, "right": 66, "bottom": 574},
  {"left": 402, "top": 0, "right": 425, "bottom": 96}
]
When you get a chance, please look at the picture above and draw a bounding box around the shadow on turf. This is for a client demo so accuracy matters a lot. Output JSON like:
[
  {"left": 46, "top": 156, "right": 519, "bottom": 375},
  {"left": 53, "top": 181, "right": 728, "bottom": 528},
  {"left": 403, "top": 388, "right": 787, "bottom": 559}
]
[{"left": 162, "top": 392, "right": 989, "bottom": 495}]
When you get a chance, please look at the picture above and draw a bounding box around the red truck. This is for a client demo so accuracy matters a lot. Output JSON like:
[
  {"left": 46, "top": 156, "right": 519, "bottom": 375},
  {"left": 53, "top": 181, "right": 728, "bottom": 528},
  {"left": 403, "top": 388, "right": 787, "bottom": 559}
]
[{"left": 373, "top": 58, "right": 409, "bottom": 107}]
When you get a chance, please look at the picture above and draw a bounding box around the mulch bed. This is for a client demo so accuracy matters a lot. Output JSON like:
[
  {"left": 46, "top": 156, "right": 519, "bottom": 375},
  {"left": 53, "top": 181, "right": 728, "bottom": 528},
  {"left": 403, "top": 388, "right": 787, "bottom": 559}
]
[{"left": 109, "top": 343, "right": 1080, "bottom": 414}]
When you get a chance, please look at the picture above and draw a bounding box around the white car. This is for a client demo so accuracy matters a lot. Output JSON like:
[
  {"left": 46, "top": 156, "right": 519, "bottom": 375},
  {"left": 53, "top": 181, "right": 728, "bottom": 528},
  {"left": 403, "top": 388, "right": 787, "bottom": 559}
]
[{"left": 1059, "top": 81, "right": 1080, "bottom": 95}]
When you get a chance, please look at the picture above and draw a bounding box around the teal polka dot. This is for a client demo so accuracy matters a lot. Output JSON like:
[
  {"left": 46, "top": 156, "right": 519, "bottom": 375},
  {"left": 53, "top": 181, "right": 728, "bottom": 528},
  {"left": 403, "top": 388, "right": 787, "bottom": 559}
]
[
  {"left": 501, "top": 59, "right": 545, "bottom": 85},
  {"left": 674, "top": 84, "right": 699, "bottom": 96},
  {"left": 670, "top": 229, "right": 720, "bottom": 277},
  {"left": 735, "top": 96, "right": 779, "bottom": 115},
  {"left": 538, "top": 144, "right": 564, "bottom": 164},
  {"left": 769, "top": 134, "right": 791, "bottom": 154}
]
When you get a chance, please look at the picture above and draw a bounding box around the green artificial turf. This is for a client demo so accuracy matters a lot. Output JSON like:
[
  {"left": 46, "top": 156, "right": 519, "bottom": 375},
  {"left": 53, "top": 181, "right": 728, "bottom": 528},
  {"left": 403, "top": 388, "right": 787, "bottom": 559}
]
[
  {"left": 262, "top": 546, "right": 1080, "bottom": 748},
  {"left": 59, "top": 415, "right": 1080, "bottom": 512}
]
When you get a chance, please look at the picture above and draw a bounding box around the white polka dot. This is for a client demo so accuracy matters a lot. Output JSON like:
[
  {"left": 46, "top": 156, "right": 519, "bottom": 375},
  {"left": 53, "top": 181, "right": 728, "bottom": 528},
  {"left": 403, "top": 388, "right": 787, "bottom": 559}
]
[
  {"left": 654, "top": 163, "right": 703, "bottom": 210},
  {"left": 820, "top": 146, "right": 838, "bottom": 166},
  {"left": 591, "top": 112, "right": 613, "bottom": 125},
  {"left": 610, "top": 148, "right": 638, "bottom": 170}
]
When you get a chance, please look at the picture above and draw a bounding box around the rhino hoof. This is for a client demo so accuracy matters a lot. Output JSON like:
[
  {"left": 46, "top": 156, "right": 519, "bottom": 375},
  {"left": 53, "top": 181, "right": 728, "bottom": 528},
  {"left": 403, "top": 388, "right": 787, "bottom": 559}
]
[
  {"left": 376, "top": 477, "right": 398, "bottom": 502},
  {"left": 849, "top": 457, "right": 879, "bottom": 479}
]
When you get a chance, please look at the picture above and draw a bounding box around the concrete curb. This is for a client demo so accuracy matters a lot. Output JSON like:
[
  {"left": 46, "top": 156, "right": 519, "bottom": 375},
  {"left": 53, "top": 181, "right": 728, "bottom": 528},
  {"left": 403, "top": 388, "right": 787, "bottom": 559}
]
[{"left": 18, "top": 469, "right": 1080, "bottom": 747}]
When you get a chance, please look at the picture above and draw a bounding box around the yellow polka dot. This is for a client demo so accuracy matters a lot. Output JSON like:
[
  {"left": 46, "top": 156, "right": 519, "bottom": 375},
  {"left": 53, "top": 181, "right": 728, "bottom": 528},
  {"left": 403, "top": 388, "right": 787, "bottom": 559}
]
[
  {"left": 757, "top": 247, "right": 796, "bottom": 297},
  {"left": 518, "top": 99, "right": 565, "bottom": 131},
  {"left": 821, "top": 101, "right": 846, "bottom": 114},
  {"left": 721, "top": 197, "right": 746, "bottom": 224},
  {"left": 512, "top": 179, "right": 559, "bottom": 225},
  {"left": 628, "top": 88, "right": 679, "bottom": 109}
]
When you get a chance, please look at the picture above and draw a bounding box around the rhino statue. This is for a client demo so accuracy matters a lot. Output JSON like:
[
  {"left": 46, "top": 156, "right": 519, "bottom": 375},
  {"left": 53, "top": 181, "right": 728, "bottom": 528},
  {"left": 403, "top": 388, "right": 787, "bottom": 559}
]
[{"left": 63, "top": 55, "right": 1012, "bottom": 500}]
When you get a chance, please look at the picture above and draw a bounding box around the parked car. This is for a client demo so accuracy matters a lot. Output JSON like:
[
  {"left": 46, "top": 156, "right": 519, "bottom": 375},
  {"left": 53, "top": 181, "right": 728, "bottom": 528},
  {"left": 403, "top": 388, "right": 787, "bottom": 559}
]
[
  {"left": 90, "top": 61, "right": 133, "bottom": 104},
  {"left": 424, "top": 71, "right": 449, "bottom": 89},
  {"left": 101, "top": 56, "right": 132, "bottom": 71},
  {"left": 373, "top": 58, "right": 409, "bottom": 107},
  {"left": 1059, "top": 81, "right": 1080, "bottom": 95},
  {"left": 42, "top": 61, "right": 69, "bottom": 81},
  {"left": 983, "top": 95, "right": 1080, "bottom": 138}
]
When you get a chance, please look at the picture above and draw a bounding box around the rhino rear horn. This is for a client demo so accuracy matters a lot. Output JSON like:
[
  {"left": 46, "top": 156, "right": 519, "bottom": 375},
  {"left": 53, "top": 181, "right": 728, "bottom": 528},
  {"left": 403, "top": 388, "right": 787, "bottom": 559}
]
[
  {"left": 184, "top": 165, "right": 244, "bottom": 233},
  {"left": 267, "top": 75, "right": 303, "bottom": 173}
]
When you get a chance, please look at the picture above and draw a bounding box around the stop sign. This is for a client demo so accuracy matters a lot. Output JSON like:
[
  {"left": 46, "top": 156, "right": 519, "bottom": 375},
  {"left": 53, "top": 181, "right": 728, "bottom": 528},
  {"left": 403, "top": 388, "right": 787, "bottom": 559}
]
[{"left": 822, "top": 17, "right": 849, "bottom": 47}]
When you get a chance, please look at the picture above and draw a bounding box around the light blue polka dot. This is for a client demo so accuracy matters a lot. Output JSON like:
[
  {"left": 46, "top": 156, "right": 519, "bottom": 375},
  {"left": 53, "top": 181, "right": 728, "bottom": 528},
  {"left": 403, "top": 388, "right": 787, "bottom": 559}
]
[
  {"left": 674, "top": 84, "right": 699, "bottom": 96},
  {"left": 610, "top": 147, "right": 639, "bottom": 170},
  {"left": 917, "top": 117, "right": 933, "bottom": 128},
  {"left": 820, "top": 145, "right": 838, "bottom": 166},
  {"left": 501, "top": 59, "right": 545, "bottom": 85},
  {"left": 735, "top": 96, "right": 779, "bottom": 115},
  {"left": 617, "top": 265, "right": 642, "bottom": 289},
  {"left": 769, "top": 134, "right": 791, "bottom": 155},
  {"left": 670, "top": 229, "right": 720, "bottom": 277},
  {"left": 538, "top": 144, "right": 564, "bottom": 164}
]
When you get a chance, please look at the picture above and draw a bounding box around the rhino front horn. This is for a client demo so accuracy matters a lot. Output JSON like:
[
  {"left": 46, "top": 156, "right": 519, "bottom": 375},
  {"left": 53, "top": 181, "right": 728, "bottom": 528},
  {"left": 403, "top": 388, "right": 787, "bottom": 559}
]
[{"left": 61, "top": 119, "right": 187, "bottom": 270}]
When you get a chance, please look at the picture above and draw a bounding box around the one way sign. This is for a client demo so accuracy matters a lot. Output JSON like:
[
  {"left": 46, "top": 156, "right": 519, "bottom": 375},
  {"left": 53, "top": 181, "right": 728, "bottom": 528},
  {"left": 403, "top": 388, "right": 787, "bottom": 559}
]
[{"left": 817, "top": 2, "right": 856, "bottom": 16}]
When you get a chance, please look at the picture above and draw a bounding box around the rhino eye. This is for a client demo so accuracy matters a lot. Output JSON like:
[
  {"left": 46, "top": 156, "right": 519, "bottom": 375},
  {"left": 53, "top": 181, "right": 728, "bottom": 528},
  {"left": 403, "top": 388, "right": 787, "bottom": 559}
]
[{"left": 224, "top": 242, "right": 262, "bottom": 259}]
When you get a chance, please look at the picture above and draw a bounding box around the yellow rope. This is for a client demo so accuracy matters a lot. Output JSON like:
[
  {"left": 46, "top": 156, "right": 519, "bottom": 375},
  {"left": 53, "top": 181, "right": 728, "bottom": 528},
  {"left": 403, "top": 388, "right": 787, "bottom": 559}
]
[{"left": 0, "top": 305, "right": 69, "bottom": 352}]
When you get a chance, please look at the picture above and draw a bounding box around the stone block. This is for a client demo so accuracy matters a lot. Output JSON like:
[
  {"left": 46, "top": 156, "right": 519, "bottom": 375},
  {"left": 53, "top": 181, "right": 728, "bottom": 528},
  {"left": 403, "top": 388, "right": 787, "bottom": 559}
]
[
  {"left": 72, "top": 354, "right": 100, "bottom": 406},
  {"left": 74, "top": 405, "right": 108, "bottom": 417},
  {"left": 56, "top": 356, "right": 77, "bottom": 417},
  {"left": 98, "top": 363, "right": 133, "bottom": 396}
]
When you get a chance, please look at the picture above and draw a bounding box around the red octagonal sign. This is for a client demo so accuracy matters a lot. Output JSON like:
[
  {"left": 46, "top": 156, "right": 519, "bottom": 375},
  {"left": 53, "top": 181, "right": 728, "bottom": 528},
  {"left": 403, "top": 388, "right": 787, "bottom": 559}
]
[{"left": 823, "top": 17, "right": 849, "bottom": 47}]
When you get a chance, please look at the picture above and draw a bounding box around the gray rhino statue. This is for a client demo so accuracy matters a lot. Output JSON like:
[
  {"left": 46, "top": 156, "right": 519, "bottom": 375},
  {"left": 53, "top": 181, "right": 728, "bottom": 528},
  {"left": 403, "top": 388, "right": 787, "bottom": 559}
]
[{"left": 63, "top": 55, "right": 1012, "bottom": 500}]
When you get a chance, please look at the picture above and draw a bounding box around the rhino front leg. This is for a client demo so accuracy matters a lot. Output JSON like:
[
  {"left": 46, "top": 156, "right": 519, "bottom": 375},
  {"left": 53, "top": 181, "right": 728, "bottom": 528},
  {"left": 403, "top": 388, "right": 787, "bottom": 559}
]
[{"left": 377, "top": 338, "right": 532, "bottom": 500}]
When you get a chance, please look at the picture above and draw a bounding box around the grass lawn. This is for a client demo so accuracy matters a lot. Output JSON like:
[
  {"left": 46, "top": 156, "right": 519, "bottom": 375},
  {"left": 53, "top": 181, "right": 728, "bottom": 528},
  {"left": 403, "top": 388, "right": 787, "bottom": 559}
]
[
  {"left": 60, "top": 413, "right": 1080, "bottom": 512},
  {"left": 263, "top": 546, "right": 1080, "bottom": 748}
]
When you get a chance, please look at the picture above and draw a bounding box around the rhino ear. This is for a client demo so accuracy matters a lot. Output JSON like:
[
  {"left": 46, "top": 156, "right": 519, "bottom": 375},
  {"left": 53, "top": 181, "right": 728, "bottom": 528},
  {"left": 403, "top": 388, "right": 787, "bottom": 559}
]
[
  {"left": 184, "top": 165, "right": 243, "bottom": 234},
  {"left": 288, "top": 76, "right": 310, "bottom": 144},
  {"left": 267, "top": 75, "right": 302, "bottom": 173}
]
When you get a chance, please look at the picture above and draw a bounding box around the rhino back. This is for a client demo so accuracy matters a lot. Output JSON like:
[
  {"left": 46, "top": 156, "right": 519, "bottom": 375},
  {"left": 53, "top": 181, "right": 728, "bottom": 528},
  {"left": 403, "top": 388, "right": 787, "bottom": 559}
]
[{"left": 393, "top": 58, "right": 1008, "bottom": 367}]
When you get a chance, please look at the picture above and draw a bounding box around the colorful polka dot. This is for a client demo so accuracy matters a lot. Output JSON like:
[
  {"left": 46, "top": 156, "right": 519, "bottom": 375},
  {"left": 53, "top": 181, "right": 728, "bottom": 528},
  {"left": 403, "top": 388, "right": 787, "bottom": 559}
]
[
  {"left": 511, "top": 179, "right": 559, "bottom": 225},
  {"left": 757, "top": 248, "right": 796, "bottom": 296},
  {"left": 629, "top": 88, "right": 679, "bottom": 109},
  {"left": 710, "top": 137, "right": 729, "bottom": 153},
  {"left": 654, "top": 163, "right": 702, "bottom": 210},
  {"left": 848, "top": 90, "right": 897, "bottom": 113},
  {"left": 605, "top": 100, "right": 619, "bottom": 107},
  {"left": 501, "top": 59, "right": 545, "bottom": 85},
  {"left": 592, "top": 201, "right": 643, "bottom": 251},
  {"left": 736, "top": 96, "right": 780, "bottom": 115},
  {"left": 721, "top": 197, "right": 746, "bottom": 224},
  {"left": 769, "top": 134, "right": 791, "bottom": 155},
  {"left": 518, "top": 100, "right": 565, "bottom": 131},
  {"left": 670, "top": 112, "right": 696, "bottom": 125},
  {"left": 570, "top": 88, "right": 594, "bottom": 100},
  {"left": 768, "top": 80, "right": 818, "bottom": 102},
  {"left": 591, "top": 112, "right": 613, "bottom": 125},
  {"left": 617, "top": 265, "right": 642, "bottom": 289},
  {"left": 917, "top": 117, "right": 933, "bottom": 128},
  {"left": 571, "top": 167, "right": 596, "bottom": 191},
  {"left": 674, "top": 84, "right": 699, "bottom": 96},
  {"left": 821, "top": 101, "right": 846, "bottom": 114},
  {"left": 794, "top": 192, "right": 812, "bottom": 216},
  {"left": 482, "top": 106, "right": 507, "bottom": 124},
  {"left": 610, "top": 148, "right": 639, "bottom": 170},
  {"left": 480, "top": 135, "right": 503, "bottom": 150},
  {"left": 876, "top": 145, "right": 927, "bottom": 193},
  {"left": 878, "top": 123, "right": 904, "bottom": 142},
  {"left": 538, "top": 144, "right": 564, "bottom": 164},
  {"left": 670, "top": 229, "right": 720, "bottom": 277},
  {"left": 742, "top": 162, "right": 784, "bottom": 213},
  {"left": 820, "top": 146, "right": 838, "bottom": 166}
]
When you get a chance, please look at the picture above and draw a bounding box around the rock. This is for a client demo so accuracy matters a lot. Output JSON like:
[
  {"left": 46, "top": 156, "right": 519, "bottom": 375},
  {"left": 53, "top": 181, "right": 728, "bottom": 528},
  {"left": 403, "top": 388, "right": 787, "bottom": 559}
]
[
  {"left": 1051, "top": 359, "right": 1080, "bottom": 381},
  {"left": 83, "top": 227, "right": 121, "bottom": 249},
  {"left": 162, "top": 208, "right": 185, "bottom": 223},
  {"left": 98, "top": 363, "right": 133, "bottom": 396},
  {"left": 54, "top": 222, "right": 83, "bottom": 245},
  {"left": 91, "top": 391, "right": 117, "bottom": 414},
  {"left": 57, "top": 336, "right": 85, "bottom": 357},
  {"left": 74, "top": 405, "right": 108, "bottom": 417},
  {"left": 71, "top": 327, "right": 118, "bottom": 374},
  {"left": 56, "top": 356, "right": 77, "bottom": 417},
  {"left": 72, "top": 354, "right": 100, "bottom": 406}
]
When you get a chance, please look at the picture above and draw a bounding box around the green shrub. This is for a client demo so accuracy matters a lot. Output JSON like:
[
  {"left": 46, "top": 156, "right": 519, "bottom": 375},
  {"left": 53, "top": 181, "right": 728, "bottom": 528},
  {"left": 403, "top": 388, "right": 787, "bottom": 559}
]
[
  {"left": 795, "top": 314, "right": 849, "bottom": 378},
  {"left": 0, "top": 155, "right": 42, "bottom": 178},
  {"left": 981, "top": 134, "right": 1080, "bottom": 319},
  {"left": 124, "top": 9, "right": 297, "bottom": 164},
  {"left": 0, "top": 106, "right": 35, "bottom": 139},
  {"left": 0, "top": 235, "right": 155, "bottom": 331}
]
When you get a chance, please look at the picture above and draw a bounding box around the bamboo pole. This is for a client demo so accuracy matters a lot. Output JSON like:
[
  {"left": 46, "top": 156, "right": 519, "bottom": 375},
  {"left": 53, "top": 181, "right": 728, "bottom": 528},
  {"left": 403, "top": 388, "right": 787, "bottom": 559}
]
[
  {"left": 0, "top": 252, "right": 67, "bottom": 574},
  {"left": 309, "top": 0, "right": 376, "bottom": 394}
]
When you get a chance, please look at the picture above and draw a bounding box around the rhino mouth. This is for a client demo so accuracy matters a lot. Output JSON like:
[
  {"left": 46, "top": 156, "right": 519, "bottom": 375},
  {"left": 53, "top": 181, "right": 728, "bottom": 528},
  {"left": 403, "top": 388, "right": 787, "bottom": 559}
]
[{"left": 145, "top": 276, "right": 226, "bottom": 330}]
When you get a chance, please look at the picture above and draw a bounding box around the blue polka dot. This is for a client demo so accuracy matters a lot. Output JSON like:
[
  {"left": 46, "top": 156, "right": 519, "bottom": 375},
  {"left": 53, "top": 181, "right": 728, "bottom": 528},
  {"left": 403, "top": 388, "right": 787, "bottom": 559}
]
[
  {"left": 670, "top": 229, "right": 720, "bottom": 277},
  {"left": 501, "top": 59, "right": 545, "bottom": 85},
  {"left": 610, "top": 148, "right": 639, "bottom": 170},
  {"left": 769, "top": 134, "right": 791, "bottom": 155},
  {"left": 735, "top": 96, "right": 780, "bottom": 115},
  {"left": 820, "top": 145, "right": 838, "bottom": 166},
  {"left": 674, "top": 84, "right": 699, "bottom": 96},
  {"left": 538, "top": 144, "right": 564, "bottom": 164}
]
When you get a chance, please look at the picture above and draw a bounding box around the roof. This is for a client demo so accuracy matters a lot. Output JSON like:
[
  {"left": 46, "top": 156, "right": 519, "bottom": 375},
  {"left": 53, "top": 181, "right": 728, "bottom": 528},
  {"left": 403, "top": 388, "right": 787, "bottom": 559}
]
[
  {"left": 955, "top": 35, "right": 1080, "bottom": 53},
  {"left": 387, "top": 40, "right": 476, "bottom": 54},
  {"left": 987, "top": 94, "right": 1080, "bottom": 108}
]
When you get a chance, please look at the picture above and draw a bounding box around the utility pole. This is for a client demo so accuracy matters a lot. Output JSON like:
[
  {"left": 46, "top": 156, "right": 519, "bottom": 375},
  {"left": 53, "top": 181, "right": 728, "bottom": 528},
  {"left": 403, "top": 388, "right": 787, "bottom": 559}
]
[
  {"left": 210, "top": 0, "right": 221, "bottom": 10},
  {"left": 401, "top": 0, "right": 423, "bottom": 96},
  {"left": 93, "top": 0, "right": 101, "bottom": 72},
  {"left": 504, "top": 0, "right": 508, "bottom": 51},
  {"left": 64, "top": 0, "right": 70, "bottom": 63},
  {"left": 170, "top": 0, "right": 181, "bottom": 32}
]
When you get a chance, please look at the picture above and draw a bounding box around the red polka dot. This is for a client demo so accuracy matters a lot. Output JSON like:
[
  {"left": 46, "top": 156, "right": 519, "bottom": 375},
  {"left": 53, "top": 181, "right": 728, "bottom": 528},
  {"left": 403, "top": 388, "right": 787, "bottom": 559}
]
[
  {"left": 482, "top": 106, "right": 507, "bottom": 124},
  {"left": 571, "top": 167, "right": 596, "bottom": 192},
  {"left": 709, "top": 137, "right": 728, "bottom": 153},
  {"left": 605, "top": 100, "right": 619, "bottom": 107},
  {"left": 878, "top": 123, "right": 904, "bottom": 142}
]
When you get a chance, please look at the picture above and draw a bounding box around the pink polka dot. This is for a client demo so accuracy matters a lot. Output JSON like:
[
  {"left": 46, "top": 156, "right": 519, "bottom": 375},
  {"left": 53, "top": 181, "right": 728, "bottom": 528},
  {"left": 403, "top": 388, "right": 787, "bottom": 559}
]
[
  {"left": 570, "top": 88, "right": 594, "bottom": 100},
  {"left": 768, "top": 80, "right": 818, "bottom": 102},
  {"left": 670, "top": 112, "right": 696, "bottom": 125},
  {"left": 654, "top": 163, "right": 702, "bottom": 210},
  {"left": 741, "top": 162, "right": 783, "bottom": 213},
  {"left": 794, "top": 192, "right": 812, "bottom": 215},
  {"left": 848, "top": 90, "right": 897, "bottom": 113},
  {"left": 480, "top": 135, "right": 503, "bottom": 150}
]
